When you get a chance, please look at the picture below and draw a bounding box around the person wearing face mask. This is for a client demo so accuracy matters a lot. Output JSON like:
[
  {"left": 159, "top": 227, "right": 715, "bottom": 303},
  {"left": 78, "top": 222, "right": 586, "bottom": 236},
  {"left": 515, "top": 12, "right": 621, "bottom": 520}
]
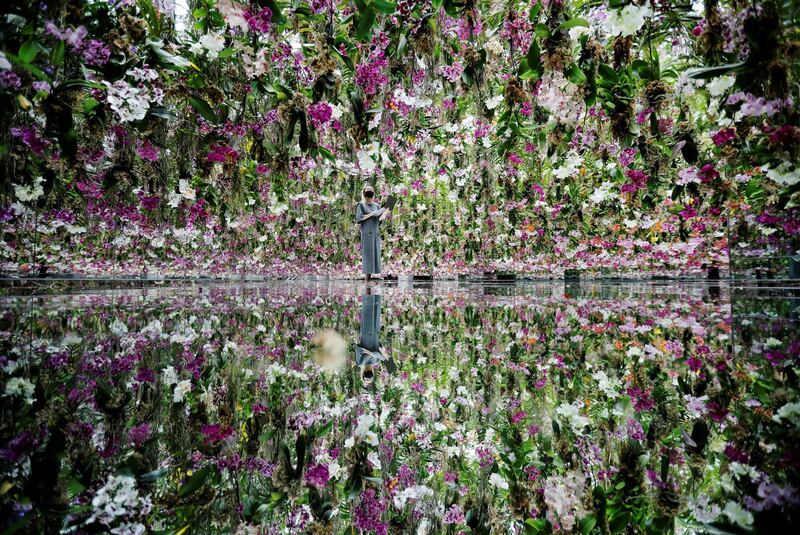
[{"left": 354, "top": 183, "right": 387, "bottom": 282}]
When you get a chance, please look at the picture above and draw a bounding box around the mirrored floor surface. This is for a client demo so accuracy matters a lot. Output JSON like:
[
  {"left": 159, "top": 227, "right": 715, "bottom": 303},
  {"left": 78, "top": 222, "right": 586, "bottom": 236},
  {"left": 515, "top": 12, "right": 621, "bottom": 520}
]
[{"left": 1, "top": 280, "right": 798, "bottom": 534}]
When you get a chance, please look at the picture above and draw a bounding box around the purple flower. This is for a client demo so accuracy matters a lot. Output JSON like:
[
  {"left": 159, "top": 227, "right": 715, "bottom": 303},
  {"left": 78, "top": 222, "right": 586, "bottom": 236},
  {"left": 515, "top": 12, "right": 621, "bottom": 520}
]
[
  {"left": 443, "top": 503, "right": 466, "bottom": 525},
  {"left": 201, "top": 424, "right": 234, "bottom": 445},
  {"left": 711, "top": 127, "right": 736, "bottom": 146},
  {"left": 625, "top": 418, "right": 645, "bottom": 441},
  {"left": 137, "top": 139, "right": 160, "bottom": 161},
  {"left": 0, "top": 70, "right": 22, "bottom": 91},
  {"left": 355, "top": 52, "right": 389, "bottom": 97},
  {"left": 724, "top": 443, "right": 749, "bottom": 463},
  {"left": 32, "top": 81, "right": 51, "bottom": 93},
  {"left": 1, "top": 430, "right": 43, "bottom": 462},
  {"left": 81, "top": 39, "right": 111, "bottom": 66},
  {"left": 353, "top": 488, "right": 387, "bottom": 535},
  {"left": 304, "top": 463, "right": 330, "bottom": 488},
  {"left": 706, "top": 401, "right": 729, "bottom": 423},
  {"left": 626, "top": 386, "right": 656, "bottom": 412},
  {"left": 207, "top": 144, "right": 240, "bottom": 162},
  {"left": 621, "top": 168, "right": 649, "bottom": 193},
  {"left": 307, "top": 101, "right": 333, "bottom": 129},
  {"left": 699, "top": 163, "right": 719, "bottom": 183},
  {"left": 244, "top": 6, "right": 272, "bottom": 33},
  {"left": 10, "top": 126, "right": 50, "bottom": 156},
  {"left": 128, "top": 423, "right": 152, "bottom": 447}
]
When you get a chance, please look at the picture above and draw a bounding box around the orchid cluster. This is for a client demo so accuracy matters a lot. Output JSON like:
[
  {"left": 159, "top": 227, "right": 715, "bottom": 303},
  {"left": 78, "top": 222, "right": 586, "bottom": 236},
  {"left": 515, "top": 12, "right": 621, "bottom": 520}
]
[
  {"left": 2, "top": 282, "right": 798, "bottom": 533},
  {"left": 0, "top": 0, "right": 796, "bottom": 277}
]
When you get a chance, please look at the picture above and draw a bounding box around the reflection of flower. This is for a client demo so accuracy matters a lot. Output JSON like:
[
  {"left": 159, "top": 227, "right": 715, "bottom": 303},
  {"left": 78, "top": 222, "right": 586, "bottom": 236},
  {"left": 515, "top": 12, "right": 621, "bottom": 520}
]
[
  {"left": 14, "top": 177, "right": 45, "bottom": 203},
  {"left": 173, "top": 380, "right": 192, "bottom": 403},
  {"left": 723, "top": 501, "right": 753, "bottom": 527},
  {"left": 556, "top": 401, "right": 590, "bottom": 431}
]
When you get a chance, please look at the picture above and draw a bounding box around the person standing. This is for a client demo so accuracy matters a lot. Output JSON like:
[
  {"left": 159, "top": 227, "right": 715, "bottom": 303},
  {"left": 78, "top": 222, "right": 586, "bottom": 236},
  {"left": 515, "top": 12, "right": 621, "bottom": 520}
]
[{"left": 355, "top": 183, "right": 387, "bottom": 281}]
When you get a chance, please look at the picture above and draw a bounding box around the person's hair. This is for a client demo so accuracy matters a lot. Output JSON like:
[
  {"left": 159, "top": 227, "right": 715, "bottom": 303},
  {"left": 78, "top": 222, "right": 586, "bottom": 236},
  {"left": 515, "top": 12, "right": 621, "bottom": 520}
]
[{"left": 361, "top": 187, "right": 375, "bottom": 204}]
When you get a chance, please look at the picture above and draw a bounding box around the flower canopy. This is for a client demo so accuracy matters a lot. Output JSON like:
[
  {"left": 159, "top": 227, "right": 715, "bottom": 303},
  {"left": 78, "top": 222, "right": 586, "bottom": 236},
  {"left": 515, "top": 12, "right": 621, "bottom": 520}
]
[{"left": 1, "top": 0, "right": 799, "bottom": 277}]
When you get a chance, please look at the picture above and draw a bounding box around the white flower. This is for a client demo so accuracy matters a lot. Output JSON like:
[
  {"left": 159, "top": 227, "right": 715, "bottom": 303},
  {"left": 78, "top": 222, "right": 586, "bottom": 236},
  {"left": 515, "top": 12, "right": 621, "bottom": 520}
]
[
  {"left": 677, "top": 167, "right": 700, "bottom": 185},
  {"left": 198, "top": 33, "right": 226, "bottom": 59},
  {"left": 569, "top": 25, "right": 590, "bottom": 41},
  {"left": 765, "top": 337, "right": 782, "bottom": 348},
  {"left": 762, "top": 162, "right": 800, "bottom": 187},
  {"left": 488, "top": 473, "right": 509, "bottom": 490},
  {"left": 553, "top": 154, "right": 583, "bottom": 178},
  {"left": 592, "top": 370, "right": 620, "bottom": 398},
  {"left": 706, "top": 75, "right": 735, "bottom": 97},
  {"left": 88, "top": 474, "right": 152, "bottom": 527},
  {"left": 216, "top": 0, "right": 250, "bottom": 32},
  {"left": 105, "top": 80, "right": 150, "bottom": 123},
  {"left": 556, "top": 401, "right": 590, "bottom": 432},
  {"left": 773, "top": 401, "right": 800, "bottom": 426},
  {"left": 604, "top": 4, "right": 652, "bottom": 37},
  {"left": 485, "top": 94, "right": 504, "bottom": 110},
  {"left": 14, "top": 177, "right": 45, "bottom": 203},
  {"left": 4, "top": 377, "right": 36, "bottom": 405},
  {"left": 110, "top": 318, "right": 128, "bottom": 337},
  {"left": 162, "top": 365, "right": 178, "bottom": 385},
  {"left": 179, "top": 179, "right": 196, "bottom": 201},
  {"left": 367, "top": 451, "right": 382, "bottom": 469},
  {"left": 393, "top": 485, "right": 435, "bottom": 509},
  {"left": 0, "top": 51, "right": 11, "bottom": 70},
  {"left": 543, "top": 471, "right": 586, "bottom": 532},
  {"left": 684, "top": 394, "right": 709, "bottom": 416},
  {"left": 588, "top": 181, "right": 615, "bottom": 204},
  {"left": 688, "top": 494, "right": 721, "bottom": 523},
  {"left": 723, "top": 501, "right": 753, "bottom": 527},
  {"left": 173, "top": 379, "right": 192, "bottom": 403}
]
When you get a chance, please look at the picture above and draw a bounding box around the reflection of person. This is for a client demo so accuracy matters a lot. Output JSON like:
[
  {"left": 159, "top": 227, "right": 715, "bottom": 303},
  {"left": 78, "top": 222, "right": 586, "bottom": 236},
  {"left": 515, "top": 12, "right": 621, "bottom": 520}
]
[
  {"left": 355, "top": 292, "right": 395, "bottom": 384},
  {"left": 355, "top": 183, "right": 388, "bottom": 282}
]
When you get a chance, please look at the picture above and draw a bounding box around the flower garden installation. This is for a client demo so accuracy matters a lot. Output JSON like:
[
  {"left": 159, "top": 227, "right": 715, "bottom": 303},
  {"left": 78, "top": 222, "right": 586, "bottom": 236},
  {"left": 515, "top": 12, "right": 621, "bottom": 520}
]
[{"left": 1, "top": 0, "right": 800, "bottom": 534}]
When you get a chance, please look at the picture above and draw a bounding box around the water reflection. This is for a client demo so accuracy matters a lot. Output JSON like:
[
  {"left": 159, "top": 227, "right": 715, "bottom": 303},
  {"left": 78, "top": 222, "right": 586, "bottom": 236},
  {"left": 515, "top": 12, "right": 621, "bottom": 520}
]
[
  {"left": 0, "top": 281, "right": 797, "bottom": 533},
  {"left": 355, "top": 291, "right": 395, "bottom": 384}
]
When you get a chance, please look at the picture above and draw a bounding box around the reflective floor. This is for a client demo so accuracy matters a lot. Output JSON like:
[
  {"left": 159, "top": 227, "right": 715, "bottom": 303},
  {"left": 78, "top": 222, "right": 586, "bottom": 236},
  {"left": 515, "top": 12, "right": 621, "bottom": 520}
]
[{"left": 1, "top": 281, "right": 798, "bottom": 533}]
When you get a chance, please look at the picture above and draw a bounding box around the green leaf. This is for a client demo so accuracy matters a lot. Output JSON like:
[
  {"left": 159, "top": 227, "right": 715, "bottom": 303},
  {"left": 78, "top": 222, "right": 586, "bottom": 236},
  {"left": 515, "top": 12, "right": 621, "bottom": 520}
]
[
  {"left": 609, "top": 511, "right": 631, "bottom": 534},
  {"left": 218, "top": 48, "right": 237, "bottom": 59},
  {"left": 566, "top": 64, "right": 587, "bottom": 85},
  {"left": 147, "top": 39, "right": 191, "bottom": 70},
  {"left": 526, "top": 40, "right": 541, "bottom": 76},
  {"left": 687, "top": 62, "right": 746, "bottom": 80},
  {"left": 52, "top": 40, "right": 65, "bottom": 66},
  {"left": 178, "top": 465, "right": 211, "bottom": 497},
  {"left": 580, "top": 515, "right": 597, "bottom": 534},
  {"left": 58, "top": 127, "right": 78, "bottom": 159},
  {"left": 188, "top": 95, "right": 219, "bottom": 124},
  {"left": 138, "top": 468, "right": 169, "bottom": 482},
  {"left": 373, "top": 0, "right": 396, "bottom": 14},
  {"left": 148, "top": 106, "right": 178, "bottom": 121},
  {"left": 18, "top": 40, "right": 40, "bottom": 63},
  {"left": 524, "top": 518, "right": 547, "bottom": 535},
  {"left": 315, "top": 419, "right": 334, "bottom": 437},
  {"left": 598, "top": 63, "right": 618, "bottom": 84},
  {"left": 83, "top": 98, "right": 101, "bottom": 114},
  {"left": 529, "top": 2, "right": 542, "bottom": 21},
  {"left": 558, "top": 17, "right": 589, "bottom": 31},
  {"left": 356, "top": 7, "right": 377, "bottom": 41},
  {"left": 67, "top": 478, "right": 86, "bottom": 497},
  {"left": 4, "top": 53, "right": 50, "bottom": 81}
]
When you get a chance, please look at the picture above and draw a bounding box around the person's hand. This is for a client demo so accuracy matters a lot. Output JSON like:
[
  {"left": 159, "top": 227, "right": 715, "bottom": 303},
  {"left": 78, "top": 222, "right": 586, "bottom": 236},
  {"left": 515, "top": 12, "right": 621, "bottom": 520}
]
[{"left": 379, "top": 210, "right": 388, "bottom": 221}]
